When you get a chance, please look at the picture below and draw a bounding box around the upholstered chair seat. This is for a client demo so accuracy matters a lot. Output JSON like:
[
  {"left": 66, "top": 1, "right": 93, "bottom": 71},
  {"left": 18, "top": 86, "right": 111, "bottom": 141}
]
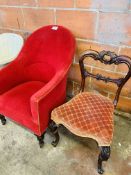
[
  {"left": 0, "top": 81, "right": 46, "bottom": 132},
  {"left": 51, "top": 92, "right": 114, "bottom": 146}
]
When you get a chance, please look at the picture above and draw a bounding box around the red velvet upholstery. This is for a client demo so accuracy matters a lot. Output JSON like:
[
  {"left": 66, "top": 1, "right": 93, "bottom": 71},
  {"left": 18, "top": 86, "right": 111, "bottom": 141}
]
[{"left": 0, "top": 25, "right": 75, "bottom": 136}]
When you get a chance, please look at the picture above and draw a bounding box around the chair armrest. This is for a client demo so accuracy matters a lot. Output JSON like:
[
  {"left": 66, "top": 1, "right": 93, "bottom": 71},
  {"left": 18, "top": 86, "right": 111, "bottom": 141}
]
[
  {"left": 31, "top": 69, "right": 67, "bottom": 102},
  {"left": 30, "top": 68, "right": 69, "bottom": 125},
  {"left": 0, "top": 60, "right": 24, "bottom": 94}
]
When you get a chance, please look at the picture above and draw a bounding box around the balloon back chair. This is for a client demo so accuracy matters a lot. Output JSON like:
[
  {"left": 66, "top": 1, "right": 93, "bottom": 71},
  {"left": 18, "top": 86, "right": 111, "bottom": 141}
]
[
  {"left": 51, "top": 50, "right": 131, "bottom": 174},
  {"left": 0, "top": 25, "right": 75, "bottom": 147}
]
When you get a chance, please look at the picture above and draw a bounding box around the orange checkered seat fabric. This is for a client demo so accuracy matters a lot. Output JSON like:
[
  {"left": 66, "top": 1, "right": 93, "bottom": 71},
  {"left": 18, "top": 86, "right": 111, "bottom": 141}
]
[{"left": 51, "top": 92, "right": 114, "bottom": 146}]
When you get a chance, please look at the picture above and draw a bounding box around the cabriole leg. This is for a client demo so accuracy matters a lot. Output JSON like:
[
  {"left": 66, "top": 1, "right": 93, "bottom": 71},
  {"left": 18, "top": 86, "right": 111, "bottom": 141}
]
[
  {"left": 98, "top": 146, "right": 111, "bottom": 174},
  {"left": 0, "top": 114, "right": 6, "bottom": 125},
  {"left": 49, "top": 120, "right": 59, "bottom": 147}
]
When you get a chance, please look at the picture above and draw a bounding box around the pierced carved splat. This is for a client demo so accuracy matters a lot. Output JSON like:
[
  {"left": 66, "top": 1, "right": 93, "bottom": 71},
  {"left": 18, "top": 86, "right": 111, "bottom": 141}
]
[{"left": 84, "top": 71, "right": 124, "bottom": 86}]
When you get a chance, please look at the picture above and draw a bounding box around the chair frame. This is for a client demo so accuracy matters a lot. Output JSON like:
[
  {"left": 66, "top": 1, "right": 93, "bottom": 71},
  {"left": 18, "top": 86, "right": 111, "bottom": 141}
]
[
  {"left": 49, "top": 50, "right": 131, "bottom": 174},
  {"left": 79, "top": 50, "right": 131, "bottom": 174}
]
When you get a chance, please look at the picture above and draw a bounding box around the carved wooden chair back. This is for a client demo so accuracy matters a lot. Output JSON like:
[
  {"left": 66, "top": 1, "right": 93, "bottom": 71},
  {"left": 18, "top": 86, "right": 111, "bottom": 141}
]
[{"left": 79, "top": 50, "right": 131, "bottom": 108}]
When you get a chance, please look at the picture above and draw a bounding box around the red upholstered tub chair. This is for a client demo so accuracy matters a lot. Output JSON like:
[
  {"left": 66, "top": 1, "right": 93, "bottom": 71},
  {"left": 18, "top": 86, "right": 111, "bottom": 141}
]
[
  {"left": 0, "top": 25, "right": 75, "bottom": 147},
  {"left": 51, "top": 50, "right": 131, "bottom": 174}
]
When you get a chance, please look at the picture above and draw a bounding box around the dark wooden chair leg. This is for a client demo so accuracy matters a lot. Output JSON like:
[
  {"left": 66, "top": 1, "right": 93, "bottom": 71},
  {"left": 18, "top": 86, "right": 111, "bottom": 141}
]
[
  {"left": 36, "top": 132, "right": 45, "bottom": 148},
  {"left": 49, "top": 120, "right": 59, "bottom": 147},
  {"left": 98, "top": 146, "right": 111, "bottom": 174},
  {"left": 0, "top": 114, "right": 6, "bottom": 125}
]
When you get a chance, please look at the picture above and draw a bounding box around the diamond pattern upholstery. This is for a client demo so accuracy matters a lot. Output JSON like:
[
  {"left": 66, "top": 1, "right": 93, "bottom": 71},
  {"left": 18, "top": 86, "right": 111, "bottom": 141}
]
[{"left": 51, "top": 92, "right": 114, "bottom": 146}]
